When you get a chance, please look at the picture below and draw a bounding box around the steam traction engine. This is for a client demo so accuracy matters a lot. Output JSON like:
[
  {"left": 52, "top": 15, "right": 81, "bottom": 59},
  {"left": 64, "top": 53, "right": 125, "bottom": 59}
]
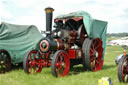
[
  {"left": 23, "top": 7, "right": 106, "bottom": 77},
  {"left": 117, "top": 50, "right": 128, "bottom": 82}
]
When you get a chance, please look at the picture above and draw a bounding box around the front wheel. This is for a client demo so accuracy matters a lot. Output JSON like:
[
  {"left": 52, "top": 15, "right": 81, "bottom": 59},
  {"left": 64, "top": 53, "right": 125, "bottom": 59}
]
[
  {"left": 23, "top": 50, "right": 42, "bottom": 74},
  {"left": 118, "top": 55, "right": 128, "bottom": 82},
  {"left": 51, "top": 50, "right": 70, "bottom": 77}
]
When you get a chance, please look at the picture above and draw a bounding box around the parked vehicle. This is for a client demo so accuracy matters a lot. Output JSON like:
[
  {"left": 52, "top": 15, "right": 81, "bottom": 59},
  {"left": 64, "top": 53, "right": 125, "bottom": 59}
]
[
  {"left": 117, "top": 50, "right": 128, "bottom": 82},
  {"left": 23, "top": 7, "right": 107, "bottom": 77},
  {"left": 0, "top": 22, "right": 42, "bottom": 73}
]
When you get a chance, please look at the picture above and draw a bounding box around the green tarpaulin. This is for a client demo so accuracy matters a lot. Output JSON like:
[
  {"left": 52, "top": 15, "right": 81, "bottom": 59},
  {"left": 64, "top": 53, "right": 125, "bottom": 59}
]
[
  {"left": 0, "top": 22, "right": 42, "bottom": 64},
  {"left": 56, "top": 11, "right": 108, "bottom": 60}
]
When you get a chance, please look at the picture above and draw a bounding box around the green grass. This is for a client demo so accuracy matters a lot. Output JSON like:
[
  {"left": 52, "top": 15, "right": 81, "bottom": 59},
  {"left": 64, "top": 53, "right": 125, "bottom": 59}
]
[{"left": 0, "top": 46, "right": 127, "bottom": 85}]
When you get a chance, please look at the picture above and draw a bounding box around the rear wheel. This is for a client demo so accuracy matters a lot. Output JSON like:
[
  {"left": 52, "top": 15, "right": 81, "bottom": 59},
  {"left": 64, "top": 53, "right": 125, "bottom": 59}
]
[
  {"left": 118, "top": 55, "right": 128, "bottom": 82},
  {"left": 82, "top": 38, "right": 103, "bottom": 71},
  {"left": 23, "top": 50, "right": 42, "bottom": 74},
  {"left": 51, "top": 50, "right": 70, "bottom": 77},
  {"left": 0, "top": 49, "right": 11, "bottom": 73}
]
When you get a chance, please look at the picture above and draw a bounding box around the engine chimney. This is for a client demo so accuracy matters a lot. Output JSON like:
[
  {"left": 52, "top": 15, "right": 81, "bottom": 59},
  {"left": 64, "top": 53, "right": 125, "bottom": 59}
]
[{"left": 45, "top": 7, "right": 54, "bottom": 37}]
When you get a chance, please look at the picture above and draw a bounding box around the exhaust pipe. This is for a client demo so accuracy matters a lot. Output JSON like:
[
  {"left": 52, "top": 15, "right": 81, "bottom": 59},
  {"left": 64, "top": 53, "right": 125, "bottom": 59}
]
[{"left": 44, "top": 7, "right": 54, "bottom": 37}]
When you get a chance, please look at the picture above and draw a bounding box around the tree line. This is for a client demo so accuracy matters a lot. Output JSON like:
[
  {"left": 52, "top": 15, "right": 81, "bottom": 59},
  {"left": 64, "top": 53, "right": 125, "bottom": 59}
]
[{"left": 107, "top": 33, "right": 128, "bottom": 37}]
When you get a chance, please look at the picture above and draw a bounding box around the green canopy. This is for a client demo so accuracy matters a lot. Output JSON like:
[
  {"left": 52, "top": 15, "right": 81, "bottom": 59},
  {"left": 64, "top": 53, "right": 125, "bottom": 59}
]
[
  {"left": 0, "top": 22, "right": 42, "bottom": 64},
  {"left": 56, "top": 11, "right": 108, "bottom": 59}
]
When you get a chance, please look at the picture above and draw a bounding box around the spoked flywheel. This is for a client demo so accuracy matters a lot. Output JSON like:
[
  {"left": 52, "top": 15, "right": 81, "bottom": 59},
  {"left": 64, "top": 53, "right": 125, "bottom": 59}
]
[
  {"left": 118, "top": 55, "right": 128, "bottom": 82},
  {"left": 0, "top": 49, "right": 11, "bottom": 73},
  {"left": 23, "top": 50, "right": 42, "bottom": 74},
  {"left": 82, "top": 38, "right": 103, "bottom": 71},
  {"left": 51, "top": 50, "right": 70, "bottom": 77}
]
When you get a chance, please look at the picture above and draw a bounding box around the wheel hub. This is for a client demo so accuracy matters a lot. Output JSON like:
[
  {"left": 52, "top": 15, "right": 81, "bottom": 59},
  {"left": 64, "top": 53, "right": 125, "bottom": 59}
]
[
  {"left": 61, "top": 62, "right": 65, "bottom": 68},
  {"left": 62, "top": 62, "right": 65, "bottom": 66},
  {"left": 94, "top": 51, "right": 98, "bottom": 58},
  {"left": 0, "top": 61, "right": 4, "bottom": 64}
]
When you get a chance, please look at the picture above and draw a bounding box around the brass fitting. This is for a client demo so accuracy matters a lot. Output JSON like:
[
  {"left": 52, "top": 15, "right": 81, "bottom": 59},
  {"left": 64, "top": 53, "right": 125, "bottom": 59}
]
[{"left": 45, "top": 7, "right": 54, "bottom": 13}]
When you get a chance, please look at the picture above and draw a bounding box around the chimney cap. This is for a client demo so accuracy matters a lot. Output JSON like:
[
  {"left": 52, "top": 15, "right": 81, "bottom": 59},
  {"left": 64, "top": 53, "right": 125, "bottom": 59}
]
[{"left": 45, "top": 7, "right": 54, "bottom": 13}]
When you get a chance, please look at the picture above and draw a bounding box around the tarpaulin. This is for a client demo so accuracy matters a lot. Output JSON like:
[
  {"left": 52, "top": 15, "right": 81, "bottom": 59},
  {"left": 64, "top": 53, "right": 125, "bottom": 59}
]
[{"left": 0, "top": 22, "right": 42, "bottom": 64}]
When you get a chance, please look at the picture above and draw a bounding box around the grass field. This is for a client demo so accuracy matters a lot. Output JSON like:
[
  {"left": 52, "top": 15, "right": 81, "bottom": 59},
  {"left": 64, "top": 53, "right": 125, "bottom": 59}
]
[{"left": 0, "top": 46, "right": 128, "bottom": 85}]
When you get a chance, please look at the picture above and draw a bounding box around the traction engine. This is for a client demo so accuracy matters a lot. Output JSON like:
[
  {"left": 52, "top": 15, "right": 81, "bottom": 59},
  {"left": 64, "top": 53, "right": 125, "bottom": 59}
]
[
  {"left": 118, "top": 50, "right": 128, "bottom": 82},
  {"left": 23, "top": 7, "right": 104, "bottom": 77}
]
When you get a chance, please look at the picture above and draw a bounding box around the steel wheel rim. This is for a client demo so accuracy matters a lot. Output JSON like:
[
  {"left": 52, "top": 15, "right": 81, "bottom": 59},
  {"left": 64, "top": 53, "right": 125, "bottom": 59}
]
[
  {"left": 90, "top": 38, "right": 103, "bottom": 71},
  {"left": 27, "top": 50, "right": 41, "bottom": 74},
  {"left": 55, "top": 52, "right": 70, "bottom": 77},
  {"left": 121, "top": 56, "right": 128, "bottom": 82},
  {"left": 0, "top": 51, "right": 11, "bottom": 73}
]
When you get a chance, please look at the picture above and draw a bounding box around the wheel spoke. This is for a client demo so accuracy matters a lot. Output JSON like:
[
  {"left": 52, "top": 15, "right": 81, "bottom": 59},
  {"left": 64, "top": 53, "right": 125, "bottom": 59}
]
[
  {"left": 92, "top": 40, "right": 97, "bottom": 51},
  {"left": 56, "top": 67, "right": 60, "bottom": 76},
  {"left": 60, "top": 54, "right": 63, "bottom": 62},
  {"left": 33, "top": 65, "right": 36, "bottom": 73},
  {"left": 90, "top": 53, "right": 94, "bottom": 57},
  {"left": 0, "top": 53, "right": 4, "bottom": 60},
  {"left": 29, "top": 65, "right": 32, "bottom": 73},
  {"left": 123, "top": 65, "right": 126, "bottom": 73},
  {"left": 30, "top": 54, "right": 32, "bottom": 61},
  {"left": 0, "top": 53, "right": 1, "bottom": 57},
  {"left": 95, "top": 59, "right": 100, "bottom": 64},
  {"left": 90, "top": 57, "right": 94, "bottom": 62},
  {"left": 91, "top": 43, "right": 95, "bottom": 51},
  {"left": 90, "top": 48, "right": 94, "bottom": 53},
  {"left": 60, "top": 67, "right": 64, "bottom": 76},
  {"left": 95, "top": 44, "right": 100, "bottom": 51},
  {"left": 90, "top": 42, "right": 97, "bottom": 54}
]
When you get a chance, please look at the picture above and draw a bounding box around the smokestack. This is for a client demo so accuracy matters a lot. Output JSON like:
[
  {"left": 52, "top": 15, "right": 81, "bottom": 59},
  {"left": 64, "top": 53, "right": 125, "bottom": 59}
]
[{"left": 45, "top": 7, "right": 54, "bottom": 37}]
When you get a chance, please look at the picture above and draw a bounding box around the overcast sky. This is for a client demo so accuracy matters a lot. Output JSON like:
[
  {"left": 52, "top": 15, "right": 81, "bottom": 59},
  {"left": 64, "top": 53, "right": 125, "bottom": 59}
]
[{"left": 0, "top": 0, "right": 128, "bottom": 33}]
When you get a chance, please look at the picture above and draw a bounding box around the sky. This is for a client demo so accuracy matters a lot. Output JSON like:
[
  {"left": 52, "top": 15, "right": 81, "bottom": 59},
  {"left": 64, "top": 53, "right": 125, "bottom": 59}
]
[{"left": 0, "top": 0, "right": 128, "bottom": 33}]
